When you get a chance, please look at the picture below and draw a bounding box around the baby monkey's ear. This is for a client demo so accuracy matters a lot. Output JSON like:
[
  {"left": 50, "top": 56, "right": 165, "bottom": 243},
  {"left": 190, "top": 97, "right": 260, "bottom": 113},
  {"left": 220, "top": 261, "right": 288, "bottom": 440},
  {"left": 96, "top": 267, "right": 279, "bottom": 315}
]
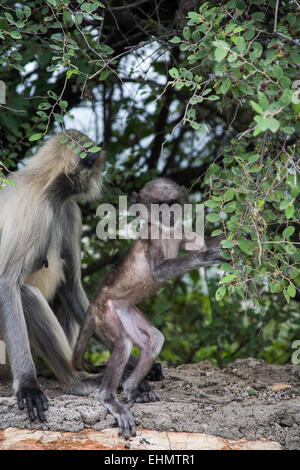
[{"left": 130, "top": 191, "right": 140, "bottom": 206}]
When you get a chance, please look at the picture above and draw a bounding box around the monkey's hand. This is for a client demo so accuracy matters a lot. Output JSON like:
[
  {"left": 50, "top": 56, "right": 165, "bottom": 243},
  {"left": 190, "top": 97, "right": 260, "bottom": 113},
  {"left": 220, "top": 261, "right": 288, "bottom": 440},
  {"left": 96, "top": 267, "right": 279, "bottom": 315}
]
[
  {"left": 195, "top": 247, "right": 225, "bottom": 265},
  {"left": 17, "top": 386, "right": 48, "bottom": 422},
  {"left": 97, "top": 393, "right": 136, "bottom": 440}
]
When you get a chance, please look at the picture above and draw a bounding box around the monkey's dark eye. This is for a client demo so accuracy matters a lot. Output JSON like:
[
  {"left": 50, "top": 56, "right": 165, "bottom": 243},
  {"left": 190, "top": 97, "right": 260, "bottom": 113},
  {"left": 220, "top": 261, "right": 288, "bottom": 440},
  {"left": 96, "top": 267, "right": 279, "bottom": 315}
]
[{"left": 152, "top": 200, "right": 181, "bottom": 206}]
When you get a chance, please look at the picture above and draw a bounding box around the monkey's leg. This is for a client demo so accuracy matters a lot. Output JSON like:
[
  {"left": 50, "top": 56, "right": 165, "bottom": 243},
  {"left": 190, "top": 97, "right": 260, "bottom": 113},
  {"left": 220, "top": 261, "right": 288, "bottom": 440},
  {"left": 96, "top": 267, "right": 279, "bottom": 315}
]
[
  {"left": 123, "top": 355, "right": 165, "bottom": 385},
  {"left": 114, "top": 303, "right": 164, "bottom": 405},
  {"left": 22, "top": 285, "right": 102, "bottom": 397},
  {"left": 95, "top": 301, "right": 136, "bottom": 439},
  {"left": 0, "top": 277, "right": 47, "bottom": 422}
]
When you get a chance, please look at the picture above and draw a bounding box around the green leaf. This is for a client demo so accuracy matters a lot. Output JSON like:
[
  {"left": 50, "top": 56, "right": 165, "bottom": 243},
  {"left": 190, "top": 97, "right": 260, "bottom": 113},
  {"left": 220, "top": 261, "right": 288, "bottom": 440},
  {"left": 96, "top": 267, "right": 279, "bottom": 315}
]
[
  {"left": 279, "top": 90, "right": 292, "bottom": 106},
  {"left": 36, "top": 111, "right": 48, "bottom": 120},
  {"left": 283, "top": 290, "right": 290, "bottom": 304},
  {"left": 169, "top": 36, "right": 181, "bottom": 43},
  {"left": 285, "top": 205, "right": 294, "bottom": 219},
  {"left": 59, "top": 136, "right": 69, "bottom": 144},
  {"left": 236, "top": 36, "right": 246, "bottom": 54},
  {"left": 215, "top": 286, "right": 226, "bottom": 301},
  {"left": 29, "top": 133, "right": 43, "bottom": 142},
  {"left": 221, "top": 240, "right": 235, "bottom": 249},
  {"left": 211, "top": 229, "right": 223, "bottom": 236},
  {"left": 53, "top": 113, "right": 64, "bottom": 123},
  {"left": 206, "top": 213, "right": 221, "bottom": 223},
  {"left": 270, "top": 282, "right": 282, "bottom": 293},
  {"left": 282, "top": 126, "right": 294, "bottom": 135},
  {"left": 220, "top": 274, "right": 237, "bottom": 284},
  {"left": 248, "top": 154, "right": 260, "bottom": 163},
  {"left": 250, "top": 101, "right": 263, "bottom": 114},
  {"left": 215, "top": 48, "right": 228, "bottom": 62},
  {"left": 268, "top": 118, "right": 280, "bottom": 133},
  {"left": 290, "top": 267, "right": 300, "bottom": 280},
  {"left": 287, "top": 284, "right": 296, "bottom": 298},
  {"left": 47, "top": 90, "right": 58, "bottom": 99},
  {"left": 224, "top": 201, "right": 237, "bottom": 213},
  {"left": 183, "top": 27, "right": 191, "bottom": 40},
  {"left": 187, "top": 12, "right": 201, "bottom": 20},
  {"left": 84, "top": 141, "right": 93, "bottom": 148},
  {"left": 282, "top": 226, "right": 295, "bottom": 239},
  {"left": 238, "top": 240, "right": 253, "bottom": 255},
  {"left": 4, "top": 12, "right": 15, "bottom": 23},
  {"left": 280, "top": 199, "right": 291, "bottom": 210},
  {"left": 81, "top": 2, "right": 98, "bottom": 13},
  {"left": 257, "top": 91, "right": 269, "bottom": 110},
  {"left": 220, "top": 78, "right": 231, "bottom": 95},
  {"left": 11, "top": 51, "right": 22, "bottom": 61},
  {"left": 24, "top": 6, "right": 31, "bottom": 17},
  {"left": 224, "top": 189, "right": 235, "bottom": 201},
  {"left": 59, "top": 100, "right": 68, "bottom": 109},
  {"left": 38, "top": 102, "right": 51, "bottom": 110},
  {"left": 89, "top": 146, "right": 102, "bottom": 152},
  {"left": 9, "top": 31, "right": 22, "bottom": 39},
  {"left": 169, "top": 67, "right": 179, "bottom": 78},
  {"left": 221, "top": 263, "right": 234, "bottom": 273},
  {"left": 204, "top": 200, "right": 220, "bottom": 209}
]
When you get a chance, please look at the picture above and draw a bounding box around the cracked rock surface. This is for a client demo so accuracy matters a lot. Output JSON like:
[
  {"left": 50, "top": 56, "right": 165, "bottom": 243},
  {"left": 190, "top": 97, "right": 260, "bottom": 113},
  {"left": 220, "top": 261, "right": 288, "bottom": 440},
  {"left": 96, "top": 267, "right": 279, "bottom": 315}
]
[{"left": 0, "top": 358, "right": 299, "bottom": 450}]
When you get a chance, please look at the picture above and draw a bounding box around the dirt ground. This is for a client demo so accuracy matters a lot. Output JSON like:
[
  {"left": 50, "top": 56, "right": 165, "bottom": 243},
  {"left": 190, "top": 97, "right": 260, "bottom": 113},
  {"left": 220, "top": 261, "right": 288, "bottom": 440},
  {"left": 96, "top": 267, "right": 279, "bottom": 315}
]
[{"left": 0, "top": 358, "right": 299, "bottom": 450}]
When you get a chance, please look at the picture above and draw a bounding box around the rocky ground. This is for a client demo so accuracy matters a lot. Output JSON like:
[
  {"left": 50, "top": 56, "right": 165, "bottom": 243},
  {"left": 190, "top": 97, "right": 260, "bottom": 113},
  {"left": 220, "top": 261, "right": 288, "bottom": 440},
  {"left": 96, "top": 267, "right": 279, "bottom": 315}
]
[{"left": 0, "top": 358, "right": 299, "bottom": 450}]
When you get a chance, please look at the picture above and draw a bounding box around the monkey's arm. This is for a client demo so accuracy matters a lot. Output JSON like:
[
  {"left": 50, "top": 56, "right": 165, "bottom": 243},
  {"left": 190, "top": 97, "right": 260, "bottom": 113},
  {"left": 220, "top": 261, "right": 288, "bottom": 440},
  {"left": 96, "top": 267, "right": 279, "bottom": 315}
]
[
  {"left": 0, "top": 277, "right": 48, "bottom": 422},
  {"left": 149, "top": 244, "right": 224, "bottom": 283}
]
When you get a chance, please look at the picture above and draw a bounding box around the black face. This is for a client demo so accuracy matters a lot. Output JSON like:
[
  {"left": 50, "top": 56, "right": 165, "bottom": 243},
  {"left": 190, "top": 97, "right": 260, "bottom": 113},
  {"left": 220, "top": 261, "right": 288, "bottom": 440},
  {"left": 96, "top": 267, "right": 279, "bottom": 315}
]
[
  {"left": 149, "top": 199, "right": 184, "bottom": 228},
  {"left": 80, "top": 150, "right": 101, "bottom": 168}
]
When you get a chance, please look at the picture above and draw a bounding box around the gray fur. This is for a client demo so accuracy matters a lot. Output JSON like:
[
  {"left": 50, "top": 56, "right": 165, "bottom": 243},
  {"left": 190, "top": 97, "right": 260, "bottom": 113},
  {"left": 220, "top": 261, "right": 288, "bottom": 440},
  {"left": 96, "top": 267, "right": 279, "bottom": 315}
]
[{"left": 0, "top": 130, "right": 104, "bottom": 420}]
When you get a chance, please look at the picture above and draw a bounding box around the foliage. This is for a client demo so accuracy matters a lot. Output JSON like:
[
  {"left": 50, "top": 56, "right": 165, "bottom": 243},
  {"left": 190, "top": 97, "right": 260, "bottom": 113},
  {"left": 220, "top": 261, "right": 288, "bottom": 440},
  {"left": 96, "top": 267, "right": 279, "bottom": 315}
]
[
  {"left": 0, "top": 0, "right": 299, "bottom": 367},
  {"left": 168, "top": 1, "right": 300, "bottom": 308},
  {"left": 0, "top": 0, "right": 110, "bottom": 162}
]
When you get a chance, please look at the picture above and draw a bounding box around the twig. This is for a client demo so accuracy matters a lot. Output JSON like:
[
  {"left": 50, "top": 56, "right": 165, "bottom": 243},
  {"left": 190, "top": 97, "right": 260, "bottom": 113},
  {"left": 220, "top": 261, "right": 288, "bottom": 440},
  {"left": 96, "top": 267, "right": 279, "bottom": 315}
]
[
  {"left": 0, "top": 105, "right": 26, "bottom": 113},
  {"left": 103, "top": 0, "right": 152, "bottom": 11},
  {"left": 273, "top": 0, "right": 300, "bottom": 46},
  {"left": 274, "top": 31, "right": 300, "bottom": 46},
  {"left": 274, "top": 0, "right": 279, "bottom": 33},
  {"left": 256, "top": 130, "right": 269, "bottom": 184}
]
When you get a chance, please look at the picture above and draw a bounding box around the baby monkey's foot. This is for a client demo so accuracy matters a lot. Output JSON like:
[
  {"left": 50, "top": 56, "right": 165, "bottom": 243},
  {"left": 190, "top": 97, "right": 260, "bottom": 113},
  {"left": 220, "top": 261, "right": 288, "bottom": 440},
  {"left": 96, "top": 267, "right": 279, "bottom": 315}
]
[{"left": 96, "top": 392, "right": 136, "bottom": 440}]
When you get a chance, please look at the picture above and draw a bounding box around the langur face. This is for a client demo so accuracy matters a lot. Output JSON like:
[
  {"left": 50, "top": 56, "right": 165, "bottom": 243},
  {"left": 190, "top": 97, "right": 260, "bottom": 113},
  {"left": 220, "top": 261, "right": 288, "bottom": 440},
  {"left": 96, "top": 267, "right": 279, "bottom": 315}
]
[{"left": 60, "top": 136, "right": 105, "bottom": 203}]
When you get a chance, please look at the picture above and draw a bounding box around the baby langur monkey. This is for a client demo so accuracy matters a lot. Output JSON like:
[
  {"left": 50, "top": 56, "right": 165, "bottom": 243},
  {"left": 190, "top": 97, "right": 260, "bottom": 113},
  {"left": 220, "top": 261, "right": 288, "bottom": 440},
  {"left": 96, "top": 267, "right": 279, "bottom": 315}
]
[{"left": 73, "top": 178, "right": 225, "bottom": 439}]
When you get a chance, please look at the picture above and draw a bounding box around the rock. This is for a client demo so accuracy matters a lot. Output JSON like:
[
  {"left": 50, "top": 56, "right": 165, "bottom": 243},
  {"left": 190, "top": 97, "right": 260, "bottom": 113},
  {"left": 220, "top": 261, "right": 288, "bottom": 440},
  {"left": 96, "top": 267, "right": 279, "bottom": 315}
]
[
  {"left": 269, "top": 383, "right": 292, "bottom": 392},
  {"left": 0, "top": 427, "right": 281, "bottom": 450},
  {"left": 0, "top": 359, "right": 299, "bottom": 449},
  {"left": 279, "top": 414, "right": 295, "bottom": 428}
]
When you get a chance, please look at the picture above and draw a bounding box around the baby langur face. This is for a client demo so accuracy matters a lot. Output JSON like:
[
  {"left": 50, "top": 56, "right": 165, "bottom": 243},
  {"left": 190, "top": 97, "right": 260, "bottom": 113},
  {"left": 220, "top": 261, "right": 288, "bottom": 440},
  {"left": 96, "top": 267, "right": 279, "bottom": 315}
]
[
  {"left": 129, "top": 178, "right": 189, "bottom": 239},
  {"left": 148, "top": 198, "right": 184, "bottom": 229}
]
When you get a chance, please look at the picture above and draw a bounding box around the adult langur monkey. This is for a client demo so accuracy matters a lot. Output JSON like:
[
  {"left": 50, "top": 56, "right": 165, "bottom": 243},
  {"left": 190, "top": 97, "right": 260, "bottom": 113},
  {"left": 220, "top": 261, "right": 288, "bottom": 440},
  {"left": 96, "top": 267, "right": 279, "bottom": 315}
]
[{"left": 0, "top": 130, "right": 159, "bottom": 423}]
